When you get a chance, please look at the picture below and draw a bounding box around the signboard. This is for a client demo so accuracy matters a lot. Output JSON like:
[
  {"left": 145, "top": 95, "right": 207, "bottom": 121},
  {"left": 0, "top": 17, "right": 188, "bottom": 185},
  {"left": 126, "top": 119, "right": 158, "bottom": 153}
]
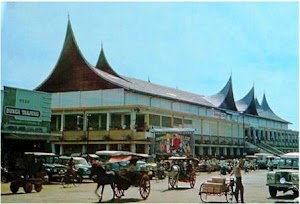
[
  {"left": 1, "top": 86, "right": 52, "bottom": 133},
  {"left": 155, "top": 132, "right": 192, "bottom": 154}
]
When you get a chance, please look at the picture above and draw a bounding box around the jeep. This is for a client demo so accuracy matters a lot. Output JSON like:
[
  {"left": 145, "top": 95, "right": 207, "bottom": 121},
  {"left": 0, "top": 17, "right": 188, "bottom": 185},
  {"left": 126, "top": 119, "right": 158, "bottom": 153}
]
[
  {"left": 266, "top": 152, "right": 299, "bottom": 198},
  {"left": 24, "top": 152, "right": 68, "bottom": 182}
]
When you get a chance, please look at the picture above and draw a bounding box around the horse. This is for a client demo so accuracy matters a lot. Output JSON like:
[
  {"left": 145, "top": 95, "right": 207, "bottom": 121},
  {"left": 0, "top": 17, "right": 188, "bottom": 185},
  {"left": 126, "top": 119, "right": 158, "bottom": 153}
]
[
  {"left": 167, "top": 164, "right": 180, "bottom": 189},
  {"left": 90, "top": 163, "right": 116, "bottom": 203}
]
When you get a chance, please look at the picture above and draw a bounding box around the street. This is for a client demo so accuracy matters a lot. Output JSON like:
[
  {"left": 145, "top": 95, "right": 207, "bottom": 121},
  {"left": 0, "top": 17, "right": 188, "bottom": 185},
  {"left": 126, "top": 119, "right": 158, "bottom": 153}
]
[{"left": 1, "top": 170, "right": 297, "bottom": 203}]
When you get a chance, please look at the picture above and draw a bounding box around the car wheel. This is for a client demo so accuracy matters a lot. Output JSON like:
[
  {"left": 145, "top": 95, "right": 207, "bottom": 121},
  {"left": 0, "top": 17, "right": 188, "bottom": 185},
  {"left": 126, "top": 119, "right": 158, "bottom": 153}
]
[{"left": 269, "top": 186, "right": 277, "bottom": 197}]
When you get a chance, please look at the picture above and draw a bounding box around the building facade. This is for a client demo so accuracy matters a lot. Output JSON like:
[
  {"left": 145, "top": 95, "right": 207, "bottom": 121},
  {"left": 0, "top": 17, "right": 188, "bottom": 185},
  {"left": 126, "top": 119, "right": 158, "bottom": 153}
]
[{"left": 16, "top": 19, "right": 298, "bottom": 157}]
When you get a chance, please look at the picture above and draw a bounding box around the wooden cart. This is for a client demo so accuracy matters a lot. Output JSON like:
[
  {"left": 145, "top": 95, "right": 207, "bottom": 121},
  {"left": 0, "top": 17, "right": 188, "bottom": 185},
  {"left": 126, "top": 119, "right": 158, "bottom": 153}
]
[
  {"left": 10, "top": 178, "right": 43, "bottom": 194},
  {"left": 199, "top": 177, "right": 234, "bottom": 203}
]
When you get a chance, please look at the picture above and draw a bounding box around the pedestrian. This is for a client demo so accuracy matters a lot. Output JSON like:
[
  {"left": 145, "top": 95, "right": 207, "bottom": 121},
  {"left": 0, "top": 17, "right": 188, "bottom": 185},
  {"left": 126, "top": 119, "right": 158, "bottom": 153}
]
[
  {"left": 230, "top": 161, "right": 244, "bottom": 203},
  {"left": 267, "top": 158, "right": 274, "bottom": 171}
]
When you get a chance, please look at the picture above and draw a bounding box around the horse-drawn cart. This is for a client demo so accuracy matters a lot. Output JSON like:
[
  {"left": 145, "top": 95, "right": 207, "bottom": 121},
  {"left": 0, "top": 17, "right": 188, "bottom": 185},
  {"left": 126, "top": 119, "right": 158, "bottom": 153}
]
[
  {"left": 199, "top": 177, "right": 234, "bottom": 203},
  {"left": 167, "top": 156, "right": 197, "bottom": 189},
  {"left": 90, "top": 152, "right": 151, "bottom": 202},
  {"left": 108, "top": 154, "right": 151, "bottom": 200}
]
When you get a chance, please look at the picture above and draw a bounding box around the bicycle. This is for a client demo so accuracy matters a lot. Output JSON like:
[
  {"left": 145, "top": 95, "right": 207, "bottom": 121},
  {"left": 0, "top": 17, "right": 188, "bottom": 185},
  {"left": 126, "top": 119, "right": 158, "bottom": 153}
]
[{"left": 61, "top": 171, "right": 81, "bottom": 188}]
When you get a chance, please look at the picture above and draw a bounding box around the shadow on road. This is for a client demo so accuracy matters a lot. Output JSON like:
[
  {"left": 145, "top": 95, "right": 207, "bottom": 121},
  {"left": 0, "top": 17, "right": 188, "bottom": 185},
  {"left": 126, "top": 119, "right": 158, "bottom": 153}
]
[
  {"left": 162, "top": 186, "right": 191, "bottom": 192},
  {"left": 101, "top": 198, "right": 142, "bottom": 203}
]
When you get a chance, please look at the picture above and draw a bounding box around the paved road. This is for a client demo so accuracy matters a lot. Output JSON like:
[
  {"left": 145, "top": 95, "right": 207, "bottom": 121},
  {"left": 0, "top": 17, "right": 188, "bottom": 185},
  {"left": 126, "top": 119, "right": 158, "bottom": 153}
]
[{"left": 1, "top": 170, "right": 297, "bottom": 203}]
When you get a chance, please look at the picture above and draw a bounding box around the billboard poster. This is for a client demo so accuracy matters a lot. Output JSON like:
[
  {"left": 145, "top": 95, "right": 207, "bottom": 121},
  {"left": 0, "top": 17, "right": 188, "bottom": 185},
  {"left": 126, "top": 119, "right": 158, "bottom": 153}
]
[
  {"left": 155, "top": 133, "right": 192, "bottom": 154},
  {"left": 1, "top": 86, "right": 52, "bottom": 133}
]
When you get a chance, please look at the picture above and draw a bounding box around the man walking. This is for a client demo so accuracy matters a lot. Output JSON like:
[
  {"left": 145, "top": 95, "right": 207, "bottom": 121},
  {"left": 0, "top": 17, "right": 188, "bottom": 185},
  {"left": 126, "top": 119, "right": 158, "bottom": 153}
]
[{"left": 230, "top": 161, "right": 244, "bottom": 203}]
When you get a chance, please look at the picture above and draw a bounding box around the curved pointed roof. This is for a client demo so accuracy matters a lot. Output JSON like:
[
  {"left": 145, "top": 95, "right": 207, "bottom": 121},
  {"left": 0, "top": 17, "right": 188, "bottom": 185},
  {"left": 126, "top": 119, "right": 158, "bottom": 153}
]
[
  {"left": 96, "top": 47, "right": 124, "bottom": 79},
  {"left": 235, "top": 86, "right": 258, "bottom": 115},
  {"left": 256, "top": 94, "right": 290, "bottom": 123},
  {"left": 204, "top": 76, "right": 237, "bottom": 111},
  {"left": 35, "top": 19, "right": 120, "bottom": 92}
]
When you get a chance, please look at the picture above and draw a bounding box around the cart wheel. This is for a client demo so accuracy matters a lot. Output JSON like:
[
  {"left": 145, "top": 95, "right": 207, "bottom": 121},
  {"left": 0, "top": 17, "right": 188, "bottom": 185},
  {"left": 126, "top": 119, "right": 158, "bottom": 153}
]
[
  {"left": 114, "top": 184, "right": 124, "bottom": 199},
  {"left": 34, "top": 183, "right": 42, "bottom": 192},
  {"left": 225, "top": 186, "right": 234, "bottom": 203},
  {"left": 189, "top": 173, "right": 196, "bottom": 188},
  {"left": 139, "top": 175, "right": 151, "bottom": 200},
  {"left": 24, "top": 182, "right": 33, "bottom": 193},
  {"left": 10, "top": 182, "right": 19, "bottom": 194},
  {"left": 199, "top": 183, "right": 209, "bottom": 202},
  {"left": 168, "top": 175, "right": 177, "bottom": 189}
]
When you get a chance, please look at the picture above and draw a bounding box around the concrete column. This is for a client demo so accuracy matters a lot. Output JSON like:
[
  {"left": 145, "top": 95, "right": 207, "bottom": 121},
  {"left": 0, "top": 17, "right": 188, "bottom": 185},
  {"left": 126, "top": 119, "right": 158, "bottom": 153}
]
[
  {"left": 237, "top": 148, "right": 241, "bottom": 156},
  {"left": 60, "top": 114, "right": 64, "bottom": 131},
  {"left": 106, "top": 144, "right": 110, "bottom": 150},
  {"left": 144, "top": 144, "right": 150, "bottom": 154},
  {"left": 59, "top": 144, "right": 64, "bottom": 155},
  {"left": 130, "top": 144, "right": 136, "bottom": 153},
  {"left": 198, "top": 146, "right": 203, "bottom": 156},
  {"left": 106, "top": 113, "right": 110, "bottom": 131},
  {"left": 51, "top": 143, "right": 56, "bottom": 154},
  {"left": 223, "top": 147, "right": 227, "bottom": 156},
  {"left": 216, "top": 147, "right": 220, "bottom": 156},
  {"left": 130, "top": 111, "right": 136, "bottom": 130},
  {"left": 82, "top": 145, "right": 87, "bottom": 154},
  {"left": 121, "top": 114, "right": 125, "bottom": 128},
  {"left": 208, "top": 147, "right": 212, "bottom": 156}
]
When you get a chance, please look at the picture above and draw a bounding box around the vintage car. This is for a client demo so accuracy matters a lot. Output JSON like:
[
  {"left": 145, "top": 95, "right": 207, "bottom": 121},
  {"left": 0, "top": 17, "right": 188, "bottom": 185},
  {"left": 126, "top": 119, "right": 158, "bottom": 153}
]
[
  {"left": 59, "top": 156, "right": 92, "bottom": 181},
  {"left": 24, "top": 152, "right": 68, "bottom": 182},
  {"left": 266, "top": 152, "right": 299, "bottom": 198}
]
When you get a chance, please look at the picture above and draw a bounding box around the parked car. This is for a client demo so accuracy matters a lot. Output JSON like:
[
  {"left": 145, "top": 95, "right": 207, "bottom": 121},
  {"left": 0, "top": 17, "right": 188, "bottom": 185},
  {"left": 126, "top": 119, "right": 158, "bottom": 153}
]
[
  {"left": 24, "top": 152, "right": 68, "bottom": 182},
  {"left": 266, "top": 152, "right": 299, "bottom": 198},
  {"left": 59, "top": 156, "right": 91, "bottom": 181}
]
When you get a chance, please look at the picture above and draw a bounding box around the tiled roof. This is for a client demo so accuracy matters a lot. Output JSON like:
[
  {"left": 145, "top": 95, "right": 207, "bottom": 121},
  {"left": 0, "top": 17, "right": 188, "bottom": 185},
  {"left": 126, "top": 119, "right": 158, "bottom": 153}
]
[{"left": 90, "top": 67, "right": 214, "bottom": 107}]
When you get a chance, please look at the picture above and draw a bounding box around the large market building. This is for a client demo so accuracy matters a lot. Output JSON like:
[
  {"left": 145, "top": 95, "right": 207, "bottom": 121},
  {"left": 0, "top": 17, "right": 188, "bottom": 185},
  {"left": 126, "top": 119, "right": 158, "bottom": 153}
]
[{"left": 2, "top": 19, "right": 298, "bottom": 158}]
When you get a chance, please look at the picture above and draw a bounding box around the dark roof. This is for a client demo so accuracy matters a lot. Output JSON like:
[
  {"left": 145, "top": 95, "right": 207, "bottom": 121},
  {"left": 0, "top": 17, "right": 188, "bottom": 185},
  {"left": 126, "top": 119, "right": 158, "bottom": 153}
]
[
  {"left": 95, "top": 47, "right": 125, "bottom": 80},
  {"left": 35, "top": 20, "right": 120, "bottom": 92},
  {"left": 235, "top": 86, "right": 258, "bottom": 116},
  {"left": 255, "top": 95, "right": 290, "bottom": 123},
  {"left": 204, "top": 76, "right": 238, "bottom": 111}
]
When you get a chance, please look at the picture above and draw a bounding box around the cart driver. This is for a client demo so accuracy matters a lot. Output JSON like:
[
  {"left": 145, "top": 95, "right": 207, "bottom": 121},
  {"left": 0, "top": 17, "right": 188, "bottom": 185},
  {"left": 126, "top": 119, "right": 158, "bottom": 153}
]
[{"left": 126, "top": 158, "right": 138, "bottom": 184}]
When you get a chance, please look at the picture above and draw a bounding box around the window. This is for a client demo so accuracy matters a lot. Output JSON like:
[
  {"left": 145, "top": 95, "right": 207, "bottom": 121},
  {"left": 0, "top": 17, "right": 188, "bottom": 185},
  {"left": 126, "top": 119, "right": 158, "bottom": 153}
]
[
  {"left": 50, "top": 115, "right": 61, "bottom": 131},
  {"left": 183, "top": 119, "right": 192, "bottom": 125},
  {"left": 162, "top": 116, "right": 171, "bottom": 127},
  {"left": 111, "top": 114, "right": 122, "bottom": 129},
  {"left": 65, "top": 114, "right": 83, "bottom": 130},
  {"left": 173, "top": 118, "right": 182, "bottom": 126},
  {"left": 149, "top": 114, "right": 160, "bottom": 126}
]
